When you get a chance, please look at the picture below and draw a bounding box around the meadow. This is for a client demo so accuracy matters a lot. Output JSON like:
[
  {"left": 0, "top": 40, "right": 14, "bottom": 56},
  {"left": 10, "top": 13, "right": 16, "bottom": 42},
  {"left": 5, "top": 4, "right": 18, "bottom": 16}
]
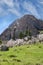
[{"left": 0, "top": 43, "right": 43, "bottom": 65}]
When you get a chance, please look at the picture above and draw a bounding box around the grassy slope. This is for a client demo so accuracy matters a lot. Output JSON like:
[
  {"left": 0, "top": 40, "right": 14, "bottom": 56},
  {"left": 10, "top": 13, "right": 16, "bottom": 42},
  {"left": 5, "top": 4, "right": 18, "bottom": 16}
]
[{"left": 0, "top": 43, "right": 43, "bottom": 65}]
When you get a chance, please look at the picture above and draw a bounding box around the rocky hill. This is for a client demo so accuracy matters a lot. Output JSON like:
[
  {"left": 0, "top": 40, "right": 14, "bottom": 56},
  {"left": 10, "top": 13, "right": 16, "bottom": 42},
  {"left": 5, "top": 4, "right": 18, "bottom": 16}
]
[{"left": 0, "top": 15, "right": 43, "bottom": 40}]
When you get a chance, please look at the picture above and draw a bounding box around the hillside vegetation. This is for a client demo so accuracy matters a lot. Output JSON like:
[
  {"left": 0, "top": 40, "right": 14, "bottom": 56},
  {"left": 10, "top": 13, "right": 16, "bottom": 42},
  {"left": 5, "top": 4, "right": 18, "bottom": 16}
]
[{"left": 0, "top": 43, "right": 43, "bottom": 65}]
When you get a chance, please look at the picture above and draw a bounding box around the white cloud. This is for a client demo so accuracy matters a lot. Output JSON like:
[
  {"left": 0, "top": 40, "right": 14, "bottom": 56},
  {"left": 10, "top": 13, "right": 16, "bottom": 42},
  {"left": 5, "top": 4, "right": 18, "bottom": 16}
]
[
  {"left": 0, "top": 7, "right": 8, "bottom": 17},
  {"left": 0, "top": 0, "right": 41, "bottom": 18},
  {"left": 39, "top": 2, "right": 43, "bottom": 4},
  {"left": 0, "top": 0, "right": 20, "bottom": 8},
  {"left": 0, "top": 0, "right": 21, "bottom": 17},
  {"left": 14, "top": 2, "right": 20, "bottom": 9},
  {"left": 0, "top": 0, "right": 14, "bottom": 8},
  {"left": 8, "top": 8, "right": 21, "bottom": 17},
  {"left": 38, "top": 0, "right": 43, "bottom": 5},
  {"left": 22, "top": 1, "right": 40, "bottom": 18}
]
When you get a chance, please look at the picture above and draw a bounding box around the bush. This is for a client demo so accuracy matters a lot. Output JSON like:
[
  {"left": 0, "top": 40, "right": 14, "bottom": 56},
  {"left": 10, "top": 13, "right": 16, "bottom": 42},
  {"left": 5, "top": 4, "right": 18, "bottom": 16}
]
[
  {"left": 25, "top": 30, "right": 29, "bottom": 36},
  {"left": 24, "top": 30, "right": 31, "bottom": 37},
  {"left": 0, "top": 40, "right": 2, "bottom": 45},
  {"left": 19, "top": 32, "right": 24, "bottom": 39},
  {"left": 19, "top": 30, "right": 32, "bottom": 39},
  {"left": 28, "top": 30, "right": 31, "bottom": 36}
]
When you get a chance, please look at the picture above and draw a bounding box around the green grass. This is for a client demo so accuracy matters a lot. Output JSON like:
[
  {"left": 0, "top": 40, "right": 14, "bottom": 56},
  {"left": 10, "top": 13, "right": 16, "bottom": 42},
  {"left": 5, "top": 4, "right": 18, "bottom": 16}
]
[{"left": 0, "top": 43, "right": 43, "bottom": 65}]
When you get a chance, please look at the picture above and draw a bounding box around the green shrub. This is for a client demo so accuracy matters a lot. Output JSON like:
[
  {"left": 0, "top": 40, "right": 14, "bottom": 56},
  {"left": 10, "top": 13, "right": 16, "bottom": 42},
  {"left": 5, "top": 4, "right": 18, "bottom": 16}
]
[
  {"left": 25, "top": 30, "right": 31, "bottom": 37},
  {"left": 19, "top": 32, "right": 24, "bottom": 39},
  {"left": 28, "top": 30, "right": 31, "bottom": 36},
  {"left": 19, "top": 30, "right": 32, "bottom": 39},
  {"left": 0, "top": 40, "right": 2, "bottom": 45},
  {"left": 25, "top": 30, "right": 29, "bottom": 36}
]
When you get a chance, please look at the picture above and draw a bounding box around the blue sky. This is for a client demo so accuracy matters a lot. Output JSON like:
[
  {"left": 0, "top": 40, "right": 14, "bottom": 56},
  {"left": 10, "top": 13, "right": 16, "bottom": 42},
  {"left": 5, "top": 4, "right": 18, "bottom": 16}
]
[{"left": 0, "top": 0, "right": 43, "bottom": 34}]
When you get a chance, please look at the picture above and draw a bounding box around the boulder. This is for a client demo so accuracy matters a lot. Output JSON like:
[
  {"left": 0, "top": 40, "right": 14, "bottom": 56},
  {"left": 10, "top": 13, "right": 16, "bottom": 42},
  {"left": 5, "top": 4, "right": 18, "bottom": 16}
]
[
  {"left": 6, "top": 39, "right": 16, "bottom": 47},
  {"left": 27, "top": 40, "right": 33, "bottom": 44},
  {"left": 1, "top": 45, "right": 9, "bottom": 51},
  {"left": 37, "top": 34, "right": 43, "bottom": 42},
  {"left": 6, "top": 39, "right": 24, "bottom": 47},
  {"left": 16, "top": 39, "right": 24, "bottom": 46},
  {"left": 24, "top": 37, "right": 29, "bottom": 41}
]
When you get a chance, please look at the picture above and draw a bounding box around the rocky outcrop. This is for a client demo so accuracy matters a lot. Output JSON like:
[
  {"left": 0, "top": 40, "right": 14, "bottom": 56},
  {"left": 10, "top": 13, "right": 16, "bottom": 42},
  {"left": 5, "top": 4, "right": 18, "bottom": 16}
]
[
  {"left": 6, "top": 39, "right": 24, "bottom": 47},
  {"left": 0, "top": 15, "right": 43, "bottom": 40},
  {"left": 6, "top": 34, "right": 43, "bottom": 47},
  {"left": 0, "top": 45, "right": 9, "bottom": 51}
]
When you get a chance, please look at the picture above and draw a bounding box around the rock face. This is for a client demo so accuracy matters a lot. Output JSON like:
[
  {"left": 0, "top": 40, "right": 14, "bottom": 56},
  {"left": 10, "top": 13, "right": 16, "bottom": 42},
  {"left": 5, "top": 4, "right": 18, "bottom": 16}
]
[{"left": 0, "top": 15, "right": 43, "bottom": 40}]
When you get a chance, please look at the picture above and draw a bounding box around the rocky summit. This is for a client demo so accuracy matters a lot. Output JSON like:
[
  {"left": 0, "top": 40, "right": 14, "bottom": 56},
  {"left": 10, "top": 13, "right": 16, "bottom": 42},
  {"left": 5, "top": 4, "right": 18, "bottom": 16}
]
[{"left": 0, "top": 15, "right": 43, "bottom": 40}]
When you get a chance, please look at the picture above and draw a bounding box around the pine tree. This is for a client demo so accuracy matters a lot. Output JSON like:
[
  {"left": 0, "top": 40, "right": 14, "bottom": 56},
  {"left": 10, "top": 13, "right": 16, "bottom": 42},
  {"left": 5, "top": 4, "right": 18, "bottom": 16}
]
[{"left": 19, "top": 32, "right": 24, "bottom": 39}]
